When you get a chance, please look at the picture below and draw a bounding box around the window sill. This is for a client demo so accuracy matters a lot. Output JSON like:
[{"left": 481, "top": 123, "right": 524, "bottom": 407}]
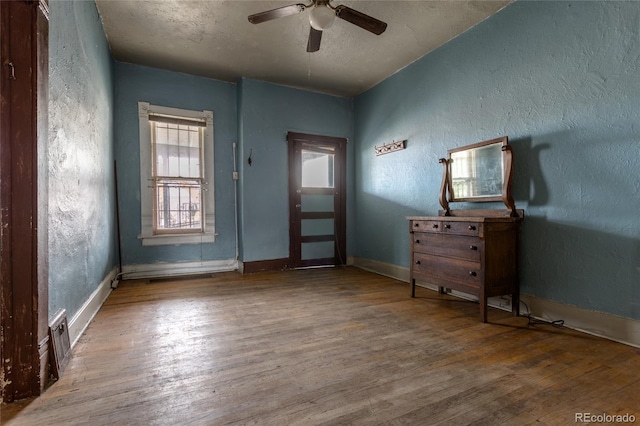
[{"left": 138, "top": 232, "right": 216, "bottom": 246}]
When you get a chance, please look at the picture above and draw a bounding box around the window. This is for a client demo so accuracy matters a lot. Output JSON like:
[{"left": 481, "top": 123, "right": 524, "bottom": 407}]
[
  {"left": 138, "top": 102, "right": 215, "bottom": 246},
  {"left": 152, "top": 120, "right": 203, "bottom": 233}
]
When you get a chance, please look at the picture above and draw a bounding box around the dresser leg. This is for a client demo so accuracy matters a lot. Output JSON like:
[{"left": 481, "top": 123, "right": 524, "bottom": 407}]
[
  {"left": 411, "top": 279, "right": 415, "bottom": 298},
  {"left": 480, "top": 298, "right": 488, "bottom": 323},
  {"left": 512, "top": 293, "right": 520, "bottom": 316}
]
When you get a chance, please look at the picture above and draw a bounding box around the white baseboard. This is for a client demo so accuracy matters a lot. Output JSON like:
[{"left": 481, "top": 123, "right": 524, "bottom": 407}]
[
  {"left": 352, "top": 256, "right": 640, "bottom": 348},
  {"left": 520, "top": 295, "right": 640, "bottom": 349},
  {"left": 121, "top": 258, "right": 238, "bottom": 280},
  {"left": 68, "top": 267, "right": 118, "bottom": 349},
  {"left": 350, "top": 256, "right": 410, "bottom": 282}
]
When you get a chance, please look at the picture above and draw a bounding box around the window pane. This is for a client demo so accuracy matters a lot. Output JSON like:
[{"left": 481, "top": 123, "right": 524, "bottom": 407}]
[
  {"left": 301, "top": 150, "right": 334, "bottom": 188},
  {"left": 301, "top": 218, "right": 334, "bottom": 236},
  {"left": 154, "top": 123, "right": 201, "bottom": 178},
  {"left": 189, "top": 128, "right": 201, "bottom": 176},
  {"left": 155, "top": 179, "right": 202, "bottom": 231},
  {"left": 301, "top": 194, "right": 333, "bottom": 212},
  {"left": 154, "top": 124, "right": 168, "bottom": 176}
]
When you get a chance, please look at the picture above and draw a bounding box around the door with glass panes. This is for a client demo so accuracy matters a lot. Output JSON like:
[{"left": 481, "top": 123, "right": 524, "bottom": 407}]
[{"left": 288, "top": 132, "right": 346, "bottom": 268}]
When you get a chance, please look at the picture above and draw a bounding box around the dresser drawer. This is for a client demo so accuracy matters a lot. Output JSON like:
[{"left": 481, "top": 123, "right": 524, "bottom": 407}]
[
  {"left": 411, "top": 219, "right": 441, "bottom": 233},
  {"left": 413, "top": 252, "right": 481, "bottom": 287},
  {"left": 441, "top": 221, "right": 481, "bottom": 236},
  {"left": 412, "top": 232, "right": 481, "bottom": 262}
]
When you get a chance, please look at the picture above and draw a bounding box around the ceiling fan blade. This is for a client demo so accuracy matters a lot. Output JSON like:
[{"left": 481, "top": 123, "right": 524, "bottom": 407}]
[
  {"left": 334, "top": 5, "right": 387, "bottom": 35},
  {"left": 248, "top": 4, "right": 307, "bottom": 24},
  {"left": 307, "top": 27, "right": 322, "bottom": 52}
]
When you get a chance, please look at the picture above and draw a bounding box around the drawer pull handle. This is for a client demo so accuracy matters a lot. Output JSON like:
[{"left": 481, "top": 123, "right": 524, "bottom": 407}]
[
  {"left": 444, "top": 224, "right": 451, "bottom": 229},
  {"left": 432, "top": 224, "right": 438, "bottom": 229},
  {"left": 415, "top": 260, "right": 421, "bottom": 265},
  {"left": 469, "top": 271, "right": 477, "bottom": 277},
  {"left": 469, "top": 245, "right": 478, "bottom": 251},
  {"left": 468, "top": 225, "right": 477, "bottom": 231},
  {"left": 415, "top": 239, "right": 420, "bottom": 244},
  {"left": 414, "top": 223, "right": 419, "bottom": 227}
]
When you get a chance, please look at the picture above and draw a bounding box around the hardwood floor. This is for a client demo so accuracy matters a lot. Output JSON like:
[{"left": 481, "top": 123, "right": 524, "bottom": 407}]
[{"left": 2, "top": 267, "right": 639, "bottom": 425}]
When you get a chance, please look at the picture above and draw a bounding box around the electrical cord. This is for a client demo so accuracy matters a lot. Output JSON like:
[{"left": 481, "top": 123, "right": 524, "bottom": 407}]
[{"left": 520, "top": 300, "right": 565, "bottom": 328}]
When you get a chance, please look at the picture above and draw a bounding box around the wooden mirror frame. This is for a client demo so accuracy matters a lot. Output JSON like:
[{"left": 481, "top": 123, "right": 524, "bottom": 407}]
[{"left": 439, "top": 136, "right": 517, "bottom": 217}]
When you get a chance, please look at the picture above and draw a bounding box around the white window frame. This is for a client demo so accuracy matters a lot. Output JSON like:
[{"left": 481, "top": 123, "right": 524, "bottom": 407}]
[{"left": 138, "top": 101, "right": 215, "bottom": 246}]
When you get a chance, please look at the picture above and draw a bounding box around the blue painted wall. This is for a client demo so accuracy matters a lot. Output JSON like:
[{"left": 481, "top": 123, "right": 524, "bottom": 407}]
[
  {"left": 48, "top": 0, "right": 116, "bottom": 319},
  {"left": 113, "top": 63, "right": 238, "bottom": 265},
  {"left": 237, "top": 79, "right": 354, "bottom": 262},
  {"left": 354, "top": 1, "right": 640, "bottom": 320},
  {"left": 49, "top": 0, "right": 639, "bottom": 325}
]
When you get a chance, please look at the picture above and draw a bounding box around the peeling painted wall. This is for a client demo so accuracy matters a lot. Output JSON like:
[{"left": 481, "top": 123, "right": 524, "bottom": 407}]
[
  {"left": 237, "top": 79, "right": 354, "bottom": 263},
  {"left": 113, "top": 62, "right": 237, "bottom": 265},
  {"left": 354, "top": 1, "right": 640, "bottom": 320},
  {"left": 48, "top": 0, "right": 116, "bottom": 320}
]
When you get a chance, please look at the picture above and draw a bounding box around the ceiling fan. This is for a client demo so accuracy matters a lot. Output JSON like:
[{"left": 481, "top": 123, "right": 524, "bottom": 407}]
[{"left": 248, "top": 0, "right": 387, "bottom": 52}]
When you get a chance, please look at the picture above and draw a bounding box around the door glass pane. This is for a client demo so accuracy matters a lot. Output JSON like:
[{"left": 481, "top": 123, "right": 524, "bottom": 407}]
[
  {"left": 301, "top": 219, "right": 334, "bottom": 236},
  {"left": 301, "top": 150, "right": 334, "bottom": 188},
  {"left": 301, "top": 195, "right": 333, "bottom": 212},
  {"left": 302, "top": 241, "right": 334, "bottom": 260}
]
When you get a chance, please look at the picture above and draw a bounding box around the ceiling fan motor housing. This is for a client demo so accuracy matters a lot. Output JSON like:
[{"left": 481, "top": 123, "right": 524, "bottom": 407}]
[{"left": 310, "top": 0, "right": 336, "bottom": 31}]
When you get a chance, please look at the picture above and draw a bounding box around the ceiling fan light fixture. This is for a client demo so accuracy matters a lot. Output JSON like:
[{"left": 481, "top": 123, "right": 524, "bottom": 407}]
[{"left": 309, "top": 5, "right": 335, "bottom": 31}]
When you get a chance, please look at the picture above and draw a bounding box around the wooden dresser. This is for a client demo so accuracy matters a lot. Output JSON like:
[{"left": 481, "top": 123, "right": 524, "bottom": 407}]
[{"left": 408, "top": 213, "right": 523, "bottom": 322}]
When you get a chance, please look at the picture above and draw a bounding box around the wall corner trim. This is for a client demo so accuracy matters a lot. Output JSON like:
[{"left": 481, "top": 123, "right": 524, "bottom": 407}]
[{"left": 68, "top": 267, "right": 118, "bottom": 348}]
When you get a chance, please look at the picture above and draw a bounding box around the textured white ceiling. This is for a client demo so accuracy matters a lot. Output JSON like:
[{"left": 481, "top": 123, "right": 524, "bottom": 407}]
[{"left": 95, "top": 0, "right": 512, "bottom": 97}]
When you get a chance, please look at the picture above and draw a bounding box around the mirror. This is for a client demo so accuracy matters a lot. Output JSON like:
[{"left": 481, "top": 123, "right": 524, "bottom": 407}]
[
  {"left": 448, "top": 137, "right": 506, "bottom": 201},
  {"left": 439, "top": 136, "right": 517, "bottom": 216}
]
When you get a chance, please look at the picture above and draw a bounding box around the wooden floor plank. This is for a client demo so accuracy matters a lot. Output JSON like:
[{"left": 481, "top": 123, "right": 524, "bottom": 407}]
[{"left": 1, "top": 267, "right": 639, "bottom": 425}]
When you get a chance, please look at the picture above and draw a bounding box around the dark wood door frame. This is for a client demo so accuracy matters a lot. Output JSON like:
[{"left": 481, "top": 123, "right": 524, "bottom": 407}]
[
  {"left": 0, "top": 0, "right": 49, "bottom": 402},
  {"left": 287, "top": 132, "right": 347, "bottom": 268}
]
